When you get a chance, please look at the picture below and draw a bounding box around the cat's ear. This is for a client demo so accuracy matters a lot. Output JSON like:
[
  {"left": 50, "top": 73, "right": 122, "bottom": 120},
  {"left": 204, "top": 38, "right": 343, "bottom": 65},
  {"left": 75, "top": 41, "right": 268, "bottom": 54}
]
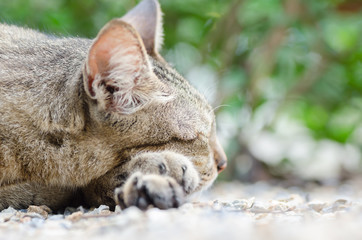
[
  {"left": 121, "top": 0, "right": 163, "bottom": 55},
  {"left": 84, "top": 19, "right": 171, "bottom": 114}
]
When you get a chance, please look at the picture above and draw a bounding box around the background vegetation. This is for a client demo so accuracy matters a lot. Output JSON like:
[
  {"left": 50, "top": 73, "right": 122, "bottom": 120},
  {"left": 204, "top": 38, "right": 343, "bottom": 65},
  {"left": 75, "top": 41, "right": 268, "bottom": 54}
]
[{"left": 1, "top": 0, "right": 362, "bottom": 184}]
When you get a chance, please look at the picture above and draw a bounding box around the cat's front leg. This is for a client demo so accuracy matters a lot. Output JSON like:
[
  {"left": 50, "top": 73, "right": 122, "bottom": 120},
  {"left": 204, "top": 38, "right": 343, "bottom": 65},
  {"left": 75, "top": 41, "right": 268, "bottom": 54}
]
[
  {"left": 0, "top": 183, "right": 81, "bottom": 211},
  {"left": 115, "top": 151, "right": 200, "bottom": 210}
]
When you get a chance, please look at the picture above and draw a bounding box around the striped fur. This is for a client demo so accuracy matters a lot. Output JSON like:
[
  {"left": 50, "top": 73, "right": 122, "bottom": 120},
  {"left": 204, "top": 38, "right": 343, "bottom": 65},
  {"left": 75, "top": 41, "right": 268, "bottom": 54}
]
[{"left": 0, "top": 0, "right": 226, "bottom": 210}]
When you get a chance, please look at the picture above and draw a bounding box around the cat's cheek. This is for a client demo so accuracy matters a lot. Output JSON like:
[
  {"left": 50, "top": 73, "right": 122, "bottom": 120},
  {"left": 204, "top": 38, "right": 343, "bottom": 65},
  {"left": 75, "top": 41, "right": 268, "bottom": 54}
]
[{"left": 191, "top": 156, "right": 218, "bottom": 192}]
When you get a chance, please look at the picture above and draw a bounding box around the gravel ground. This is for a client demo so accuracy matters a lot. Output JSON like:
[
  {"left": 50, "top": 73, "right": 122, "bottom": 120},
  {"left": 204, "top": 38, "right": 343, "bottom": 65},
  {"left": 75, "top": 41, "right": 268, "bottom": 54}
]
[{"left": 1, "top": 180, "right": 362, "bottom": 240}]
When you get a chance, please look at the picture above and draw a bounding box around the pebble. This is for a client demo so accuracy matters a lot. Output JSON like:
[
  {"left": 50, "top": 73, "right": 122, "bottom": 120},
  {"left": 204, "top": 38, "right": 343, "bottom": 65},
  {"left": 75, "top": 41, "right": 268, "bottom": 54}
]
[
  {"left": 308, "top": 201, "right": 326, "bottom": 212},
  {"left": 66, "top": 211, "right": 83, "bottom": 222},
  {"left": 250, "top": 201, "right": 270, "bottom": 213},
  {"left": 89, "top": 205, "right": 109, "bottom": 214},
  {"left": 232, "top": 198, "right": 254, "bottom": 210},
  {"left": 27, "top": 205, "right": 51, "bottom": 219}
]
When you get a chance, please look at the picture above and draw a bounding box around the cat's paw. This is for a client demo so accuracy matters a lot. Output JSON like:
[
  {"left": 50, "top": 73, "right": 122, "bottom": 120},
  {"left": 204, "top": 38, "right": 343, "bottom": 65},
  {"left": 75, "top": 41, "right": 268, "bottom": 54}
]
[
  {"left": 128, "top": 151, "right": 200, "bottom": 194},
  {"left": 114, "top": 172, "right": 184, "bottom": 210}
]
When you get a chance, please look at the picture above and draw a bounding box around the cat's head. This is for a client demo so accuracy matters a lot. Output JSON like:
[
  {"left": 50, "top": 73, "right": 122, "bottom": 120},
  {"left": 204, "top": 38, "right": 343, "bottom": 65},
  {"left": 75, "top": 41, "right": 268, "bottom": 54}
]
[{"left": 82, "top": 0, "right": 227, "bottom": 191}]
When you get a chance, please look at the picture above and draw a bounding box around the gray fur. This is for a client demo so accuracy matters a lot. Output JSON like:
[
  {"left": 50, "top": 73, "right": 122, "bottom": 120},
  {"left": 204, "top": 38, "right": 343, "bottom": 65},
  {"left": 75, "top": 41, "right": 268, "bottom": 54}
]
[{"left": 0, "top": 0, "right": 226, "bottom": 210}]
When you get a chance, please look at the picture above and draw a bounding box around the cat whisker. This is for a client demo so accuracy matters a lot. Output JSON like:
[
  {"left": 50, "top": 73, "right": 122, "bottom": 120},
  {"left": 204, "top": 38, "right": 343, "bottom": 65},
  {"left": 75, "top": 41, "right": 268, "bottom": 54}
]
[{"left": 210, "top": 104, "right": 230, "bottom": 114}]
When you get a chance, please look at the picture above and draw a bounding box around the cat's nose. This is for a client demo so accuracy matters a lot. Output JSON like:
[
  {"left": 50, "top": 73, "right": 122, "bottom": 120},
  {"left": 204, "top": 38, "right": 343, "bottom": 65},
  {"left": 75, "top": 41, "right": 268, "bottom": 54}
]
[
  {"left": 217, "top": 160, "right": 227, "bottom": 173},
  {"left": 212, "top": 137, "right": 227, "bottom": 173}
]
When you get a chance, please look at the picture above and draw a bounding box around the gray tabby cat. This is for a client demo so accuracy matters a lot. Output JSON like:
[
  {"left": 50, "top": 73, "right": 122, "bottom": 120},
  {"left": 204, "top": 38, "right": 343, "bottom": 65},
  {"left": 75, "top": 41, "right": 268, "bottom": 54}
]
[{"left": 0, "top": 0, "right": 227, "bottom": 210}]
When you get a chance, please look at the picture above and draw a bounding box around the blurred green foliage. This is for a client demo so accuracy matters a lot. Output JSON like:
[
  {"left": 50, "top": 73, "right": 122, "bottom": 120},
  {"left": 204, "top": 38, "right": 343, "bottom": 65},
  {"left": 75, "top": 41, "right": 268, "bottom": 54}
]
[{"left": 1, "top": 0, "right": 362, "bottom": 182}]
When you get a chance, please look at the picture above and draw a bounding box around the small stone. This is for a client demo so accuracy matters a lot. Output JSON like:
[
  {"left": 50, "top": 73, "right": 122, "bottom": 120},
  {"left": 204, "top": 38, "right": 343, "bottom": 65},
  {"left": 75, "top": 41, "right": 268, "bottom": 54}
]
[
  {"left": 64, "top": 207, "right": 78, "bottom": 216},
  {"left": 221, "top": 202, "right": 233, "bottom": 208},
  {"left": 27, "top": 205, "right": 50, "bottom": 219},
  {"left": 232, "top": 198, "right": 255, "bottom": 210},
  {"left": 330, "top": 199, "right": 350, "bottom": 212},
  {"left": 333, "top": 199, "right": 348, "bottom": 205},
  {"left": 250, "top": 201, "right": 270, "bottom": 213},
  {"left": 98, "top": 205, "right": 110, "bottom": 211},
  {"left": 66, "top": 211, "right": 83, "bottom": 222},
  {"left": 76, "top": 206, "right": 86, "bottom": 213},
  {"left": 212, "top": 200, "right": 222, "bottom": 211},
  {"left": 308, "top": 201, "right": 327, "bottom": 212},
  {"left": 270, "top": 201, "right": 290, "bottom": 212},
  {"left": 87, "top": 205, "right": 110, "bottom": 215}
]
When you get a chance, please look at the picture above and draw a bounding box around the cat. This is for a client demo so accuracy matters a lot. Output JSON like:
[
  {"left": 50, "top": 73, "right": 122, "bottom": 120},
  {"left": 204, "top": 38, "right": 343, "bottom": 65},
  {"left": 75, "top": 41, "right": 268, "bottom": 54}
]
[{"left": 0, "top": 0, "right": 227, "bottom": 211}]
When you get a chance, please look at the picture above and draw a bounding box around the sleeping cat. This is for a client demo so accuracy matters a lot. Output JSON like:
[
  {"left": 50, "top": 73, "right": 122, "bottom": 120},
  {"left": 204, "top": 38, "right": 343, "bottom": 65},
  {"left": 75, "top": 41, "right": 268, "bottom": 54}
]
[{"left": 0, "top": 0, "right": 227, "bottom": 210}]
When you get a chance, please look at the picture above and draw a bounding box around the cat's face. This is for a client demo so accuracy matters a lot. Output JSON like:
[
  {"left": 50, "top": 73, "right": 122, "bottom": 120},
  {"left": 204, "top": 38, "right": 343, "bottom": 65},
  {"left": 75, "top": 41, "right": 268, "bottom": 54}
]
[
  {"left": 83, "top": 0, "right": 226, "bottom": 192},
  {"left": 118, "top": 58, "right": 227, "bottom": 191},
  {"left": 89, "top": 56, "right": 227, "bottom": 192}
]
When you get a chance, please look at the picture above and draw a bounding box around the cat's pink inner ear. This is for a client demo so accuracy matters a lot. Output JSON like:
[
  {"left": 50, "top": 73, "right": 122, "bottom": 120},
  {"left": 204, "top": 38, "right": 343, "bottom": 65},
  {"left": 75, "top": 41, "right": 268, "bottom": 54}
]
[{"left": 86, "top": 20, "right": 148, "bottom": 97}]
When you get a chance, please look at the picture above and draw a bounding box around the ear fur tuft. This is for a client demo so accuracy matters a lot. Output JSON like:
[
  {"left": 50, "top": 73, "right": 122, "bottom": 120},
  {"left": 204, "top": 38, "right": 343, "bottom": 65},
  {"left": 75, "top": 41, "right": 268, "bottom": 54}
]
[{"left": 84, "top": 19, "right": 172, "bottom": 114}]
